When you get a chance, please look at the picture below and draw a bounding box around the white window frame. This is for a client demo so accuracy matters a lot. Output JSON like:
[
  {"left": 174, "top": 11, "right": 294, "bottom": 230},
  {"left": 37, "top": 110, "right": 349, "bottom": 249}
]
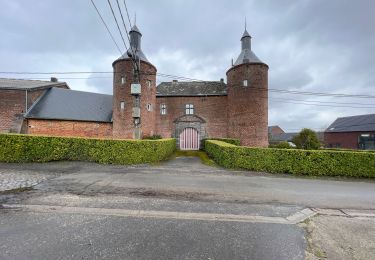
[
  {"left": 121, "top": 76, "right": 126, "bottom": 85},
  {"left": 147, "top": 103, "right": 152, "bottom": 112},
  {"left": 243, "top": 79, "right": 248, "bottom": 87},
  {"left": 160, "top": 103, "right": 167, "bottom": 115},
  {"left": 185, "top": 104, "right": 194, "bottom": 115},
  {"left": 120, "top": 101, "right": 125, "bottom": 110},
  {"left": 147, "top": 80, "right": 152, "bottom": 89}
]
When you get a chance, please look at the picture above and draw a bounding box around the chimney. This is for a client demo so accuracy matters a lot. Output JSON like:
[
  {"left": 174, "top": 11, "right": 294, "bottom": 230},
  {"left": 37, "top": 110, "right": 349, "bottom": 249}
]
[
  {"left": 172, "top": 80, "right": 178, "bottom": 83},
  {"left": 220, "top": 78, "right": 224, "bottom": 83},
  {"left": 50, "top": 77, "right": 58, "bottom": 82}
]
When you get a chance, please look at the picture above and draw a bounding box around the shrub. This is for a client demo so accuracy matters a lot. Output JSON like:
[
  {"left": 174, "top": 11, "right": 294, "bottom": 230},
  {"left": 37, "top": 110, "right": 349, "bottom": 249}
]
[
  {"left": 201, "top": 138, "right": 240, "bottom": 150},
  {"left": 205, "top": 140, "right": 375, "bottom": 178},
  {"left": 269, "top": 141, "right": 292, "bottom": 149},
  {"left": 292, "top": 128, "right": 320, "bottom": 150},
  {"left": 143, "top": 135, "right": 162, "bottom": 140},
  {"left": 0, "top": 134, "right": 176, "bottom": 165}
]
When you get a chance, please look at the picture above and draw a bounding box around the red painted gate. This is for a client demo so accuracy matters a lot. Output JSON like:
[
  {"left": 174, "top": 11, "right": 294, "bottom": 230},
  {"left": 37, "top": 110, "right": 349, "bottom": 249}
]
[{"left": 179, "top": 127, "right": 200, "bottom": 150}]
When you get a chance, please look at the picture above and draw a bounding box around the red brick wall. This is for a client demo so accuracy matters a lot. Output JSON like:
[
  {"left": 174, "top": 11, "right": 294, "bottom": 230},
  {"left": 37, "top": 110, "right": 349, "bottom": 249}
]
[
  {"left": 269, "top": 126, "right": 285, "bottom": 136},
  {"left": 0, "top": 85, "right": 69, "bottom": 133},
  {"left": 155, "top": 96, "right": 228, "bottom": 138},
  {"left": 0, "top": 89, "right": 26, "bottom": 132},
  {"left": 27, "top": 119, "right": 113, "bottom": 138},
  {"left": 112, "top": 59, "right": 157, "bottom": 139},
  {"left": 227, "top": 63, "right": 269, "bottom": 147},
  {"left": 324, "top": 132, "right": 375, "bottom": 149}
]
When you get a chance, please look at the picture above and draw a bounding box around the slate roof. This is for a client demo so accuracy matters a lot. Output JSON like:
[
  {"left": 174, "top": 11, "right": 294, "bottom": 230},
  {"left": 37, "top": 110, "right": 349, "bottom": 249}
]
[
  {"left": 156, "top": 81, "right": 227, "bottom": 97},
  {"left": 0, "top": 78, "right": 69, "bottom": 90},
  {"left": 325, "top": 114, "right": 375, "bottom": 133},
  {"left": 270, "top": 133, "right": 298, "bottom": 142},
  {"left": 25, "top": 88, "right": 113, "bottom": 123}
]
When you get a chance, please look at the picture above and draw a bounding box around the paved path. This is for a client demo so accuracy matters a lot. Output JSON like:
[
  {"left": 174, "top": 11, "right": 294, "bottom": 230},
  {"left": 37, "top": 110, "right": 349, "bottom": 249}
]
[{"left": 0, "top": 157, "right": 375, "bottom": 259}]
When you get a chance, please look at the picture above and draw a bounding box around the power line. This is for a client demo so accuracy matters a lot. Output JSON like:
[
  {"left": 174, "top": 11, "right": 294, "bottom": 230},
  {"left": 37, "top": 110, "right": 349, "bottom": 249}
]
[
  {"left": 114, "top": 0, "right": 139, "bottom": 73},
  {"left": 106, "top": 0, "right": 128, "bottom": 50},
  {"left": 90, "top": 0, "right": 122, "bottom": 55},
  {"left": 2, "top": 70, "right": 375, "bottom": 99},
  {"left": 123, "top": 0, "right": 132, "bottom": 28}
]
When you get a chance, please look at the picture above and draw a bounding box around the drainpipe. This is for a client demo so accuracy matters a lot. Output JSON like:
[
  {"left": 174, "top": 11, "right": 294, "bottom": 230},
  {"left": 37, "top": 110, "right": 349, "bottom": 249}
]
[{"left": 25, "top": 89, "right": 28, "bottom": 113}]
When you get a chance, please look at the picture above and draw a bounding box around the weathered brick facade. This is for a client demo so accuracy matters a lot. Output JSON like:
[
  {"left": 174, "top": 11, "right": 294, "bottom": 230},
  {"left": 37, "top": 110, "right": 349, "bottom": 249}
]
[
  {"left": 227, "top": 63, "right": 269, "bottom": 147},
  {"left": 112, "top": 59, "right": 157, "bottom": 139},
  {"left": 0, "top": 86, "right": 67, "bottom": 133},
  {"left": 324, "top": 132, "right": 375, "bottom": 149},
  {"left": 27, "top": 119, "right": 113, "bottom": 138},
  {"left": 155, "top": 96, "right": 228, "bottom": 144}
]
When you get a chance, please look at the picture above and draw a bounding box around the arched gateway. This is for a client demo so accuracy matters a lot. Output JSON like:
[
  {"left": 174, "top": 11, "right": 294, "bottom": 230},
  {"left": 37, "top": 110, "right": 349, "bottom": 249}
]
[{"left": 179, "top": 127, "right": 199, "bottom": 150}]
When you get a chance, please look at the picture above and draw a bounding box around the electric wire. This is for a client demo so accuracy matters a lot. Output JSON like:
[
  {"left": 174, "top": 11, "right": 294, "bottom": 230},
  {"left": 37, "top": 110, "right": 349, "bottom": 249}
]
[
  {"left": 90, "top": 0, "right": 122, "bottom": 55},
  {"left": 106, "top": 0, "right": 128, "bottom": 50}
]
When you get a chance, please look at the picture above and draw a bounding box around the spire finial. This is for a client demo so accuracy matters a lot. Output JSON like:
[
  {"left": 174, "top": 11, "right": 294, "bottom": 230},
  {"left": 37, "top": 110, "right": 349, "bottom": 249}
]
[
  {"left": 134, "top": 12, "right": 137, "bottom": 25},
  {"left": 245, "top": 16, "right": 247, "bottom": 31}
]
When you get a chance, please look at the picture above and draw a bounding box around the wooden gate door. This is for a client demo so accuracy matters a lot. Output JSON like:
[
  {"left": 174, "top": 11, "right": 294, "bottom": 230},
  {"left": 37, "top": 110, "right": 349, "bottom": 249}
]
[{"left": 179, "top": 127, "right": 199, "bottom": 150}]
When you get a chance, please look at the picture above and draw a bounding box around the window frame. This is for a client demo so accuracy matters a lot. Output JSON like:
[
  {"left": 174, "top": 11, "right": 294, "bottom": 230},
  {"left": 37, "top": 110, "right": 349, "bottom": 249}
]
[
  {"left": 185, "top": 104, "right": 194, "bottom": 115},
  {"left": 243, "top": 79, "right": 248, "bottom": 87},
  {"left": 147, "top": 103, "right": 152, "bottom": 112},
  {"left": 160, "top": 103, "right": 167, "bottom": 115},
  {"left": 121, "top": 76, "right": 126, "bottom": 85},
  {"left": 120, "top": 101, "right": 125, "bottom": 110}
]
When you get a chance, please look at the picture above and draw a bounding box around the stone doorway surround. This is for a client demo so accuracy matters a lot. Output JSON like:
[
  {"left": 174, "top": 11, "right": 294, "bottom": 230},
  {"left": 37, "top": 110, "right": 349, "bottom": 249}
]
[{"left": 173, "top": 115, "right": 206, "bottom": 149}]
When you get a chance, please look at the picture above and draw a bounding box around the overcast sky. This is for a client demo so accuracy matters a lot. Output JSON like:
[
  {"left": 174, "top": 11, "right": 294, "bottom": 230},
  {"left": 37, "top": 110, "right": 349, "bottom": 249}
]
[{"left": 1, "top": 0, "right": 374, "bottom": 132}]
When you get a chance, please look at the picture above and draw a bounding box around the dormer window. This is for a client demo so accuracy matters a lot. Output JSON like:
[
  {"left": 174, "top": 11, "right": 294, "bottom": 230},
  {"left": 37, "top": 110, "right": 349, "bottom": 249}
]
[{"left": 243, "top": 80, "right": 248, "bottom": 87}]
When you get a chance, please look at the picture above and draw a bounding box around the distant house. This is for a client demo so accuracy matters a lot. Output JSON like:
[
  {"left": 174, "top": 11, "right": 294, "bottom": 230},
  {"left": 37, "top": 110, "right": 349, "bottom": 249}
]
[
  {"left": 268, "top": 125, "right": 285, "bottom": 136},
  {"left": 324, "top": 113, "right": 375, "bottom": 150},
  {"left": 0, "top": 78, "right": 69, "bottom": 133}
]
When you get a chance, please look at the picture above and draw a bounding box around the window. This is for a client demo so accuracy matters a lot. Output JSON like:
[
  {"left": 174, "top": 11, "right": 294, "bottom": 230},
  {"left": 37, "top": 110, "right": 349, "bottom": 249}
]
[
  {"left": 120, "top": 101, "right": 125, "bottom": 110},
  {"left": 147, "top": 103, "right": 152, "bottom": 112},
  {"left": 160, "top": 104, "right": 167, "bottom": 115},
  {"left": 147, "top": 80, "right": 152, "bottom": 89},
  {"left": 243, "top": 80, "right": 248, "bottom": 87},
  {"left": 185, "top": 104, "right": 194, "bottom": 115},
  {"left": 358, "top": 134, "right": 375, "bottom": 150},
  {"left": 121, "top": 76, "right": 125, "bottom": 85}
]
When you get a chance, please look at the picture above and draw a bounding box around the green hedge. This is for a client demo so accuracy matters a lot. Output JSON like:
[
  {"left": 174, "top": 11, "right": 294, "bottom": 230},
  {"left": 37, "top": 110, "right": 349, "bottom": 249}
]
[
  {"left": 205, "top": 140, "right": 375, "bottom": 178},
  {"left": 0, "top": 134, "right": 176, "bottom": 165},
  {"left": 201, "top": 138, "right": 240, "bottom": 150}
]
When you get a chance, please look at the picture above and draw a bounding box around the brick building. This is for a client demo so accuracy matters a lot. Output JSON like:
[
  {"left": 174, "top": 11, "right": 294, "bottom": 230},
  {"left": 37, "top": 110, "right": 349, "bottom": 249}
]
[
  {"left": 0, "top": 78, "right": 69, "bottom": 133},
  {"left": 324, "top": 114, "right": 375, "bottom": 150},
  {"left": 1, "top": 24, "right": 269, "bottom": 149}
]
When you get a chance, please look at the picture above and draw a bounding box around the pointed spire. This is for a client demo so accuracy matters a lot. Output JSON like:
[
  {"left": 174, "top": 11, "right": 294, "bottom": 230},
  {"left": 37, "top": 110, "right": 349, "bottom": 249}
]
[
  {"left": 245, "top": 16, "right": 247, "bottom": 31},
  {"left": 134, "top": 12, "right": 136, "bottom": 25}
]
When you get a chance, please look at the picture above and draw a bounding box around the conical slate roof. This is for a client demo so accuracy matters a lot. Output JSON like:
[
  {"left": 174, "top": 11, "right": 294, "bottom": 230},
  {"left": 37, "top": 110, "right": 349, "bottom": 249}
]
[{"left": 234, "top": 29, "right": 266, "bottom": 66}]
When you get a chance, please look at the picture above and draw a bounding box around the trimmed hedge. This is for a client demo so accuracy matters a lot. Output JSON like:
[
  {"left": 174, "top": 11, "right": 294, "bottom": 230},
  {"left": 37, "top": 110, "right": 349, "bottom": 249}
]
[
  {"left": 0, "top": 134, "right": 176, "bottom": 165},
  {"left": 201, "top": 138, "right": 240, "bottom": 150},
  {"left": 205, "top": 140, "right": 375, "bottom": 178}
]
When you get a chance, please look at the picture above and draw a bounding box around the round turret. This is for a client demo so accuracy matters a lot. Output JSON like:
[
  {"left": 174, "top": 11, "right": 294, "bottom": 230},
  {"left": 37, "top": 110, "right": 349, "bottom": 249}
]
[
  {"left": 112, "top": 24, "right": 157, "bottom": 139},
  {"left": 226, "top": 29, "right": 269, "bottom": 147}
]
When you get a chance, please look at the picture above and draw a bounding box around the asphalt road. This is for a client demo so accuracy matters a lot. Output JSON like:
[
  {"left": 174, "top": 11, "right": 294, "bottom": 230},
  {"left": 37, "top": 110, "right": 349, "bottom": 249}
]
[{"left": 1, "top": 157, "right": 375, "bottom": 259}]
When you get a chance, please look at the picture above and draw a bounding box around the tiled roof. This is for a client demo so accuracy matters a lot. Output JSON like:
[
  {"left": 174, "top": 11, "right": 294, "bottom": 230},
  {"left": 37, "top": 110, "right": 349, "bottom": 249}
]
[
  {"left": 325, "top": 114, "right": 375, "bottom": 133},
  {"left": 25, "top": 88, "right": 113, "bottom": 123},
  {"left": 157, "top": 81, "right": 227, "bottom": 97},
  {"left": 0, "top": 78, "right": 68, "bottom": 90}
]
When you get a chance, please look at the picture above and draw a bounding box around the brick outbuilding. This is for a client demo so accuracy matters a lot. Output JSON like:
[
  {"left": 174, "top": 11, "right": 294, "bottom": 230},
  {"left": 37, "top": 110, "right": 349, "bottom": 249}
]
[
  {"left": 1, "top": 23, "right": 269, "bottom": 149},
  {"left": 324, "top": 114, "right": 375, "bottom": 150}
]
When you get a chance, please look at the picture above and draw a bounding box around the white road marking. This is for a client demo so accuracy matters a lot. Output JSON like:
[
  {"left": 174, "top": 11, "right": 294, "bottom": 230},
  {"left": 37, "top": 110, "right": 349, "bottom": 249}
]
[{"left": 2, "top": 204, "right": 316, "bottom": 224}]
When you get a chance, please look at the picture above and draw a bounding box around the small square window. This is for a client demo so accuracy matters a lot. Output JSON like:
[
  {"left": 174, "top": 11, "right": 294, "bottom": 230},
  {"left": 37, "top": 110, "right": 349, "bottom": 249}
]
[
  {"left": 185, "top": 104, "right": 194, "bottom": 115},
  {"left": 243, "top": 80, "right": 248, "bottom": 87},
  {"left": 147, "top": 103, "right": 152, "bottom": 112},
  {"left": 121, "top": 76, "right": 125, "bottom": 85},
  {"left": 120, "top": 101, "right": 125, "bottom": 110},
  {"left": 160, "top": 104, "right": 167, "bottom": 115}
]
